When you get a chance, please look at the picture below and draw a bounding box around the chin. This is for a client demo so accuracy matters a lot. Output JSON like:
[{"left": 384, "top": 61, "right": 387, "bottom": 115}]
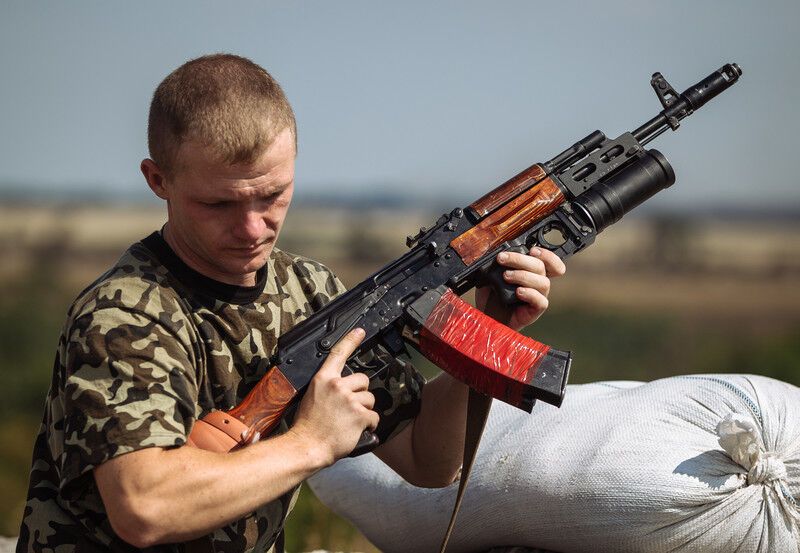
[{"left": 224, "top": 252, "right": 269, "bottom": 275}]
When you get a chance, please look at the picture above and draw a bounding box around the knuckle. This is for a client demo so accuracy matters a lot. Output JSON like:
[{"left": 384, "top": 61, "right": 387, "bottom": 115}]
[
  {"left": 349, "top": 398, "right": 363, "bottom": 412},
  {"left": 525, "top": 257, "right": 545, "bottom": 274},
  {"left": 328, "top": 342, "right": 350, "bottom": 357},
  {"left": 313, "top": 370, "right": 333, "bottom": 385},
  {"left": 330, "top": 377, "right": 346, "bottom": 394},
  {"left": 543, "top": 253, "right": 566, "bottom": 276}
]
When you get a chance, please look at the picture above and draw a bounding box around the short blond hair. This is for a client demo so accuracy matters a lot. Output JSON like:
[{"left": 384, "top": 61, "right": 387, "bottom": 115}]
[{"left": 147, "top": 53, "right": 296, "bottom": 175}]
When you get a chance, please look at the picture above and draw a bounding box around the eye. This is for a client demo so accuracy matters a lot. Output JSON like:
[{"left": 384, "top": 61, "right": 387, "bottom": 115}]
[
  {"left": 201, "top": 200, "right": 229, "bottom": 209},
  {"left": 258, "top": 192, "right": 282, "bottom": 205}
]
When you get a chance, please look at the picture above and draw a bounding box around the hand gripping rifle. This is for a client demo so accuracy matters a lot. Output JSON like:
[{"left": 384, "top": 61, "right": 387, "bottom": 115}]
[{"left": 187, "top": 62, "right": 741, "bottom": 548}]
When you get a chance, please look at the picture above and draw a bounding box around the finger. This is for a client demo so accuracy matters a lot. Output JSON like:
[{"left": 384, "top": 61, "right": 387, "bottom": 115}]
[
  {"left": 530, "top": 247, "right": 567, "bottom": 277},
  {"left": 340, "top": 372, "right": 371, "bottom": 392},
  {"left": 351, "top": 390, "right": 376, "bottom": 411},
  {"left": 319, "top": 328, "right": 366, "bottom": 376},
  {"left": 515, "top": 287, "right": 549, "bottom": 312},
  {"left": 503, "top": 270, "right": 551, "bottom": 296},
  {"left": 497, "top": 251, "right": 546, "bottom": 275},
  {"left": 365, "top": 410, "right": 380, "bottom": 432}
]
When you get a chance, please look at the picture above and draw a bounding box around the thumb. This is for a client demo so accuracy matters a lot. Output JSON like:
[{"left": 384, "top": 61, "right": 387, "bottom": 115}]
[{"left": 319, "top": 328, "right": 366, "bottom": 376}]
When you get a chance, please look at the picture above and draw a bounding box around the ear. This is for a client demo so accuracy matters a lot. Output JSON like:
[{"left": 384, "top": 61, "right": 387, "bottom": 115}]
[{"left": 141, "top": 159, "right": 169, "bottom": 201}]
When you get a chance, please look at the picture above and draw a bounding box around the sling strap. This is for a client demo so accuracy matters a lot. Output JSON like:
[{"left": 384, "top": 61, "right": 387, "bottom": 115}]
[{"left": 438, "top": 388, "right": 493, "bottom": 553}]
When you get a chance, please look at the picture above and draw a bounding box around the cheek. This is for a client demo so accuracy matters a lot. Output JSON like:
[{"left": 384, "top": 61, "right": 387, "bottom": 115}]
[
  {"left": 186, "top": 210, "right": 228, "bottom": 245},
  {"left": 270, "top": 199, "right": 292, "bottom": 226}
]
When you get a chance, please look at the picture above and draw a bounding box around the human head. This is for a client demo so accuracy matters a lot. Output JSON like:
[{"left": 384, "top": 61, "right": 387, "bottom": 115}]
[
  {"left": 141, "top": 54, "right": 297, "bottom": 286},
  {"left": 147, "top": 53, "right": 296, "bottom": 176}
]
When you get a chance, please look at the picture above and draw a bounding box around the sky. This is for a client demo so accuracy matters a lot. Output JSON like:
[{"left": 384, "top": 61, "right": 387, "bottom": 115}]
[{"left": 1, "top": 1, "right": 798, "bottom": 211}]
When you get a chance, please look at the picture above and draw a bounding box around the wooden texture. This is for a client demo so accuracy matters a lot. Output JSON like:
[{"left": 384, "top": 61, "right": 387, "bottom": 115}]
[
  {"left": 452, "top": 177, "right": 565, "bottom": 265},
  {"left": 469, "top": 164, "right": 548, "bottom": 217},
  {"left": 227, "top": 366, "right": 298, "bottom": 440},
  {"left": 187, "top": 411, "right": 250, "bottom": 452}
]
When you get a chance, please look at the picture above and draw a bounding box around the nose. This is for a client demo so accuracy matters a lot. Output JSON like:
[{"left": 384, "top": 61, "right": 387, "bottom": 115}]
[{"left": 232, "top": 208, "right": 266, "bottom": 244}]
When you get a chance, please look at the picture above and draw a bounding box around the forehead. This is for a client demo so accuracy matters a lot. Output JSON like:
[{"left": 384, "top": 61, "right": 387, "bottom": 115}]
[{"left": 173, "top": 128, "right": 296, "bottom": 198}]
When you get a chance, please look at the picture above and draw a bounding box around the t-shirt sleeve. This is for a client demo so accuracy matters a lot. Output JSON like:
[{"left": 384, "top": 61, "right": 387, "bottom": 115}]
[
  {"left": 368, "top": 355, "right": 426, "bottom": 443},
  {"left": 59, "top": 305, "right": 198, "bottom": 495}
]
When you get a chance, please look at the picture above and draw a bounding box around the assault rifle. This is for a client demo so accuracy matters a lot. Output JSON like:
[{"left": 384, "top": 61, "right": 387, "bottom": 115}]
[{"left": 187, "top": 63, "right": 742, "bottom": 457}]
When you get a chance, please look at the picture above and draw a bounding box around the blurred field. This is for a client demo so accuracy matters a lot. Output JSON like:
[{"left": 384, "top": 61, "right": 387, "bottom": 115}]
[{"left": 1, "top": 203, "right": 799, "bottom": 550}]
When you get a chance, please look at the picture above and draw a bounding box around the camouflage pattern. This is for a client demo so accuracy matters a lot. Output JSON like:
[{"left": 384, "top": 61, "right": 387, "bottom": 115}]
[{"left": 17, "top": 232, "right": 424, "bottom": 553}]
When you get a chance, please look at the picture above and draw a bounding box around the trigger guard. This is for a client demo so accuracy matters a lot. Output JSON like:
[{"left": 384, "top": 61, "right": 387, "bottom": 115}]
[
  {"left": 535, "top": 222, "right": 569, "bottom": 251},
  {"left": 536, "top": 228, "right": 558, "bottom": 250}
]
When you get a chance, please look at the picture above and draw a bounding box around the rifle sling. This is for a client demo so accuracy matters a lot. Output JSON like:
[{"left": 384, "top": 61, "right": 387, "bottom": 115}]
[{"left": 439, "top": 388, "right": 493, "bottom": 553}]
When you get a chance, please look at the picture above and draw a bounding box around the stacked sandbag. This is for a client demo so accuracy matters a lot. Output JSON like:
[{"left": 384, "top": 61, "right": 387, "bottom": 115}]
[{"left": 308, "top": 375, "right": 800, "bottom": 553}]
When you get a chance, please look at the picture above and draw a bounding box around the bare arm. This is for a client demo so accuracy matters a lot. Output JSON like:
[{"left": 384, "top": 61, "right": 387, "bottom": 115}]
[
  {"left": 95, "top": 431, "right": 326, "bottom": 546},
  {"left": 375, "top": 247, "right": 566, "bottom": 487},
  {"left": 374, "top": 371, "right": 468, "bottom": 487},
  {"left": 95, "top": 328, "right": 376, "bottom": 548}
]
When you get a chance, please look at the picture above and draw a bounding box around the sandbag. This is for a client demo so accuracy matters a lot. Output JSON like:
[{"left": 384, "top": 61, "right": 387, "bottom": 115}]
[{"left": 308, "top": 375, "right": 800, "bottom": 552}]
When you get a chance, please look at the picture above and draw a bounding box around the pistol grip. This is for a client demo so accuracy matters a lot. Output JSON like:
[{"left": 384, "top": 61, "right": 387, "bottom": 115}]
[
  {"left": 341, "top": 364, "right": 381, "bottom": 457},
  {"left": 349, "top": 429, "right": 381, "bottom": 457},
  {"left": 485, "top": 244, "right": 529, "bottom": 307}
]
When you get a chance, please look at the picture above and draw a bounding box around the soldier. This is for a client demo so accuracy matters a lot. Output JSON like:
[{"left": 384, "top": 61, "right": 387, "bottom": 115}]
[{"left": 17, "top": 54, "right": 566, "bottom": 552}]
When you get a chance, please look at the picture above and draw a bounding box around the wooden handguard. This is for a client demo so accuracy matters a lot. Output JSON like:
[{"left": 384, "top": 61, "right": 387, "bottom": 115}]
[
  {"left": 187, "top": 366, "right": 298, "bottom": 453},
  {"left": 451, "top": 175, "right": 565, "bottom": 265},
  {"left": 418, "top": 289, "right": 560, "bottom": 411}
]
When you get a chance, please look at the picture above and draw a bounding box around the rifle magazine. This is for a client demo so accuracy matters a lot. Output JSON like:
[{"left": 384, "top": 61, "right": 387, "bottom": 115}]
[{"left": 417, "top": 288, "right": 569, "bottom": 410}]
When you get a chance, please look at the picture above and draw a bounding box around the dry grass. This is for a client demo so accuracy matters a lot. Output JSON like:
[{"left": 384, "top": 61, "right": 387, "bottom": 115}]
[{"left": 3, "top": 204, "right": 799, "bottom": 323}]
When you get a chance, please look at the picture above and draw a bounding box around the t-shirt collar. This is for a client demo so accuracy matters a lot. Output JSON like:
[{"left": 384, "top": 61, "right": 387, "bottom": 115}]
[{"left": 142, "top": 231, "right": 268, "bottom": 305}]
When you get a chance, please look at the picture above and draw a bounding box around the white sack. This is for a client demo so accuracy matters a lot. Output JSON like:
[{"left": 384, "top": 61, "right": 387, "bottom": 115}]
[{"left": 308, "top": 375, "right": 800, "bottom": 553}]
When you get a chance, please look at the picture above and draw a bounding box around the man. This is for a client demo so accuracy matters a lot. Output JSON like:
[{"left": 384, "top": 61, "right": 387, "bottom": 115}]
[{"left": 17, "top": 54, "right": 566, "bottom": 552}]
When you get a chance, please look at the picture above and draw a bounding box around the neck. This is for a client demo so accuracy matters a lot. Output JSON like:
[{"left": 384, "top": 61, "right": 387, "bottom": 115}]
[{"left": 162, "top": 223, "right": 258, "bottom": 287}]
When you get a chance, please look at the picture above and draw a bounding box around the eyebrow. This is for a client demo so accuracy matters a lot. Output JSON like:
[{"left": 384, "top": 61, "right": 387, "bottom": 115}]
[{"left": 201, "top": 181, "right": 292, "bottom": 203}]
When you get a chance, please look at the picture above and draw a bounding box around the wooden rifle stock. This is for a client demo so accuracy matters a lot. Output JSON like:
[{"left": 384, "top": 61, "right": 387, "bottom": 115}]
[{"left": 187, "top": 367, "right": 298, "bottom": 452}]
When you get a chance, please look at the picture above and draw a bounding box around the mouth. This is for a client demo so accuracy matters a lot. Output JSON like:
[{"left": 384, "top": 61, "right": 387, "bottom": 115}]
[{"left": 227, "top": 240, "right": 271, "bottom": 254}]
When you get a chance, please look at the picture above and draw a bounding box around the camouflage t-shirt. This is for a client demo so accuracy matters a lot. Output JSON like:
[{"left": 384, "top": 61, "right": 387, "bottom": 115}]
[{"left": 18, "top": 231, "right": 424, "bottom": 553}]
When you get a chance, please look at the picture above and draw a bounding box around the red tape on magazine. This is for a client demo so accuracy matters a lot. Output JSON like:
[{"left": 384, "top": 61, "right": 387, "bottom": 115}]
[{"left": 418, "top": 289, "right": 550, "bottom": 409}]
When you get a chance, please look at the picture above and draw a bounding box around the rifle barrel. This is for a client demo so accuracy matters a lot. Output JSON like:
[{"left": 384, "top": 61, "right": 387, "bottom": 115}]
[{"left": 633, "top": 63, "right": 741, "bottom": 145}]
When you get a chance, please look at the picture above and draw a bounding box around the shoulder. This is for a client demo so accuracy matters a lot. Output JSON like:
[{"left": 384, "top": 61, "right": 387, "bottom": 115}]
[
  {"left": 67, "top": 241, "right": 191, "bottom": 336},
  {"left": 268, "top": 247, "right": 347, "bottom": 303},
  {"left": 270, "top": 247, "right": 341, "bottom": 281}
]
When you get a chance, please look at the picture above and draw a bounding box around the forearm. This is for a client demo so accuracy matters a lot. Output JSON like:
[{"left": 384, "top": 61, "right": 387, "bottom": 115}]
[
  {"left": 376, "top": 371, "right": 468, "bottom": 487},
  {"left": 96, "top": 429, "right": 330, "bottom": 547}
]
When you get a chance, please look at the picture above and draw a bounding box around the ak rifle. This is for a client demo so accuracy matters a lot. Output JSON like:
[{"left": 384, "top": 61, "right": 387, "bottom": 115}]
[{"left": 187, "top": 62, "right": 742, "bottom": 455}]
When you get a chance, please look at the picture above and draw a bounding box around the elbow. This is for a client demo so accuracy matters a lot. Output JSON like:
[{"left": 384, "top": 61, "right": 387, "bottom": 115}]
[
  {"left": 405, "top": 442, "right": 461, "bottom": 489},
  {"left": 403, "top": 467, "right": 460, "bottom": 489},
  {"left": 409, "top": 435, "right": 462, "bottom": 489},
  {"left": 106, "top": 493, "right": 168, "bottom": 548}
]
